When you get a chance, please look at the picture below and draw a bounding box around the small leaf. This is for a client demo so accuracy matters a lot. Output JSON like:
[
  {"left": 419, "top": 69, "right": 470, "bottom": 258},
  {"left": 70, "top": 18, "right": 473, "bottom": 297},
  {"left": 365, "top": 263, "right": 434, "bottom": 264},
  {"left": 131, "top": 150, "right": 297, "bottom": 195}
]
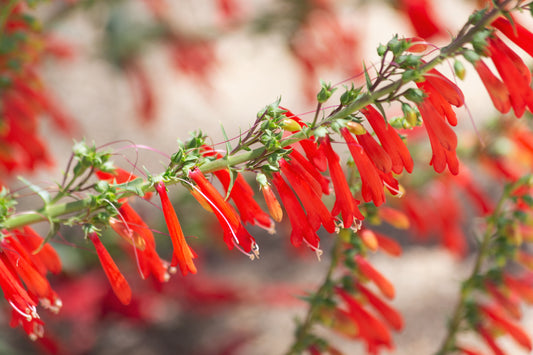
[
  {"left": 18, "top": 177, "right": 51, "bottom": 205},
  {"left": 219, "top": 123, "right": 233, "bottom": 155},
  {"left": 363, "top": 62, "right": 373, "bottom": 91},
  {"left": 225, "top": 168, "right": 238, "bottom": 201}
]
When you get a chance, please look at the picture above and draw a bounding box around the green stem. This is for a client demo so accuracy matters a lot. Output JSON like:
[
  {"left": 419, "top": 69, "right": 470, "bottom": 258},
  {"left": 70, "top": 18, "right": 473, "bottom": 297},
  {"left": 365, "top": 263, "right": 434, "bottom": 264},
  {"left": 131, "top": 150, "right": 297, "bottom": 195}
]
[
  {"left": 434, "top": 181, "right": 517, "bottom": 355},
  {"left": 285, "top": 237, "right": 343, "bottom": 355}
]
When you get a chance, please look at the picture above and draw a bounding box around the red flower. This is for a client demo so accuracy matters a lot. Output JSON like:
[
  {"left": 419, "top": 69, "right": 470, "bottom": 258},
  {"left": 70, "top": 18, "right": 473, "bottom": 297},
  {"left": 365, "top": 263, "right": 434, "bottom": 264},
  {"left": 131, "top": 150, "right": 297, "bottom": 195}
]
[
  {"left": 472, "top": 59, "right": 511, "bottom": 114},
  {"left": 0, "top": 250, "right": 41, "bottom": 339},
  {"left": 355, "top": 132, "right": 393, "bottom": 174},
  {"left": 477, "top": 325, "right": 506, "bottom": 355},
  {"left": 341, "top": 128, "right": 386, "bottom": 206},
  {"left": 260, "top": 183, "right": 283, "bottom": 223},
  {"left": 479, "top": 304, "right": 532, "bottom": 351},
  {"left": 374, "top": 232, "right": 402, "bottom": 257},
  {"left": 288, "top": 150, "right": 330, "bottom": 195},
  {"left": 87, "top": 232, "right": 132, "bottom": 305},
  {"left": 361, "top": 106, "right": 413, "bottom": 174},
  {"left": 201, "top": 146, "right": 273, "bottom": 230},
  {"left": 357, "top": 283, "right": 403, "bottom": 330},
  {"left": 336, "top": 287, "right": 393, "bottom": 353},
  {"left": 321, "top": 136, "right": 364, "bottom": 229},
  {"left": 415, "top": 89, "right": 459, "bottom": 174},
  {"left": 487, "top": 36, "right": 533, "bottom": 117},
  {"left": 154, "top": 182, "right": 197, "bottom": 276},
  {"left": 281, "top": 108, "right": 328, "bottom": 171},
  {"left": 492, "top": 16, "right": 533, "bottom": 59},
  {"left": 398, "top": 0, "right": 446, "bottom": 39},
  {"left": 189, "top": 167, "right": 258, "bottom": 256},
  {"left": 271, "top": 173, "right": 321, "bottom": 251},
  {"left": 354, "top": 255, "right": 395, "bottom": 299},
  {"left": 111, "top": 203, "right": 170, "bottom": 282},
  {"left": 13, "top": 227, "right": 62, "bottom": 276},
  {"left": 280, "top": 158, "right": 336, "bottom": 233}
]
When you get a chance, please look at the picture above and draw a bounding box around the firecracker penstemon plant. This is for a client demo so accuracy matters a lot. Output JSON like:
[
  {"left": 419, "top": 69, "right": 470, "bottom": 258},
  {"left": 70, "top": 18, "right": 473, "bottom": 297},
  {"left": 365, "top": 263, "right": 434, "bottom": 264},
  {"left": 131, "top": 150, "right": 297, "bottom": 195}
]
[{"left": 2, "top": 0, "right": 533, "bottom": 354}]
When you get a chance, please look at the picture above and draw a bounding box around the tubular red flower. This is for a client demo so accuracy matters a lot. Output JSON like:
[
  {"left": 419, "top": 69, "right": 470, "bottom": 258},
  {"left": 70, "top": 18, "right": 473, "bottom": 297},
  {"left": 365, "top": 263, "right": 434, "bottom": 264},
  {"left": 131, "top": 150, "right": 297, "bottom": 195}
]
[
  {"left": 271, "top": 173, "right": 320, "bottom": 251},
  {"left": 355, "top": 255, "right": 395, "bottom": 299},
  {"left": 14, "top": 227, "right": 62, "bottom": 275},
  {"left": 289, "top": 150, "right": 330, "bottom": 195},
  {"left": 423, "top": 68, "right": 465, "bottom": 109},
  {"left": 154, "top": 182, "right": 197, "bottom": 276},
  {"left": 280, "top": 159, "right": 336, "bottom": 233},
  {"left": 88, "top": 232, "right": 132, "bottom": 305},
  {"left": 336, "top": 287, "right": 393, "bottom": 353},
  {"left": 281, "top": 108, "right": 328, "bottom": 171},
  {"left": 398, "top": 0, "right": 445, "bottom": 39},
  {"left": 479, "top": 304, "right": 532, "bottom": 351},
  {"left": 357, "top": 283, "right": 403, "bottom": 330},
  {"left": 356, "top": 132, "right": 393, "bottom": 174},
  {"left": 477, "top": 325, "right": 506, "bottom": 355},
  {"left": 361, "top": 106, "right": 413, "bottom": 174},
  {"left": 485, "top": 281, "right": 521, "bottom": 320},
  {"left": 415, "top": 97, "right": 459, "bottom": 174},
  {"left": 260, "top": 184, "right": 283, "bottom": 223},
  {"left": 2, "top": 242, "right": 51, "bottom": 302},
  {"left": 487, "top": 36, "right": 533, "bottom": 117},
  {"left": 503, "top": 274, "right": 533, "bottom": 304},
  {"left": 374, "top": 232, "right": 402, "bottom": 257},
  {"left": 321, "top": 136, "right": 364, "bottom": 229},
  {"left": 111, "top": 203, "right": 169, "bottom": 282},
  {"left": 0, "top": 253, "right": 40, "bottom": 334},
  {"left": 189, "top": 168, "right": 257, "bottom": 255},
  {"left": 341, "top": 128, "right": 386, "bottom": 206},
  {"left": 201, "top": 146, "right": 273, "bottom": 230},
  {"left": 472, "top": 59, "right": 511, "bottom": 114},
  {"left": 492, "top": 16, "right": 533, "bottom": 59}
]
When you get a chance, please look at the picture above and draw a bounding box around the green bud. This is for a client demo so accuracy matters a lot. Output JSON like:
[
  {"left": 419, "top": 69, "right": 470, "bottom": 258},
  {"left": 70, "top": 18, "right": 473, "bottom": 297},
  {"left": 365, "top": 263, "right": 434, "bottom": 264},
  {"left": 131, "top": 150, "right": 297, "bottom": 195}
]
[
  {"left": 280, "top": 118, "right": 301, "bottom": 132},
  {"left": 377, "top": 43, "right": 387, "bottom": 57},
  {"left": 404, "top": 88, "right": 426, "bottom": 103},
  {"left": 317, "top": 81, "right": 336, "bottom": 103},
  {"left": 472, "top": 29, "right": 491, "bottom": 56},
  {"left": 454, "top": 60, "right": 466, "bottom": 80},
  {"left": 463, "top": 49, "right": 480, "bottom": 64},
  {"left": 256, "top": 173, "right": 268, "bottom": 186},
  {"left": 402, "top": 69, "right": 423, "bottom": 82},
  {"left": 340, "top": 85, "right": 359, "bottom": 105},
  {"left": 401, "top": 103, "right": 418, "bottom": 126}
]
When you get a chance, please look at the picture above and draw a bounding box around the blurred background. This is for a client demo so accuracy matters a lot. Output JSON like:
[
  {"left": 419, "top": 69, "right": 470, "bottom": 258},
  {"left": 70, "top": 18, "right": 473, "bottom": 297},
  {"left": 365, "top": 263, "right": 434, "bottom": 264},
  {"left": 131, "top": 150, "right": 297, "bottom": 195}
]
[{"left": 2, "top": 0, "right": 533, "bottom": 354}]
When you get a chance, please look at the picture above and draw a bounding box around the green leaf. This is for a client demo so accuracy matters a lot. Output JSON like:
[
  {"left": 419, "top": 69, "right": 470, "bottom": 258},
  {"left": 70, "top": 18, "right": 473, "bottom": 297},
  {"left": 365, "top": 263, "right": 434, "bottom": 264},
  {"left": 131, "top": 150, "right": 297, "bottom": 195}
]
[
  {"left": 117, "top": 177, "right": 146, "bottom": 197},
  {"left": 220, "top": 123, "right": 233, "bottom": 155},
  {"left": 18, "top": 177, "right": 51, "bottom": 205},
  {"left": 363, "top": 62, "right": 373, "bottom": 91},
  {"left": 225, "top": 168, "right": 238, "bottom": 201}
]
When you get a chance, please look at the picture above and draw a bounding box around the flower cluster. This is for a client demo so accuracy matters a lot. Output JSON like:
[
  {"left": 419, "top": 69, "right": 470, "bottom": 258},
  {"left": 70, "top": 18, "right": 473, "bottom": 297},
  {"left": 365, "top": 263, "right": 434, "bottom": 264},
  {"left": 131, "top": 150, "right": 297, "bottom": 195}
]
[
  {"left": 0, "top": 227, "right": 62, "bottom": 340},
  {"left": 0, "top": 1, "right": 74, "bottom": 178}
]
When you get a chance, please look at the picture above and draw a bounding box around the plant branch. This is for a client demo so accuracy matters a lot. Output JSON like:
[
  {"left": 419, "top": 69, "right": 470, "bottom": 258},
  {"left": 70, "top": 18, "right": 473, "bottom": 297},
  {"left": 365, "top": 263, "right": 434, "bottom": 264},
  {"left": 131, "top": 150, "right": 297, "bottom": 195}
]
[
  {"left": 285, "top": 236, "right": 343, "bottom": 355},
  {"left": 434, "top": 181, "right": 517, "bottom": 355},
  {"left": 0, "top": 2, "right": 512, "bottom": 233}
]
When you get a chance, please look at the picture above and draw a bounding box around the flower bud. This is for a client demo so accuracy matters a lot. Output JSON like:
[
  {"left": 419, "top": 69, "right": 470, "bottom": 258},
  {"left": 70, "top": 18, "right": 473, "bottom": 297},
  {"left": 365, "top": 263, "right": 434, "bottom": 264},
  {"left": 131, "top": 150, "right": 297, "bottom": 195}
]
[
  {"left": 280, "top": 118, "right": 301, "bottom": 132},
  {"left": 346, "top": 121, "right": 366, "bottom": 135},
  {"left": 454, "top": 60, "right": 466, "bottom": 80}
]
